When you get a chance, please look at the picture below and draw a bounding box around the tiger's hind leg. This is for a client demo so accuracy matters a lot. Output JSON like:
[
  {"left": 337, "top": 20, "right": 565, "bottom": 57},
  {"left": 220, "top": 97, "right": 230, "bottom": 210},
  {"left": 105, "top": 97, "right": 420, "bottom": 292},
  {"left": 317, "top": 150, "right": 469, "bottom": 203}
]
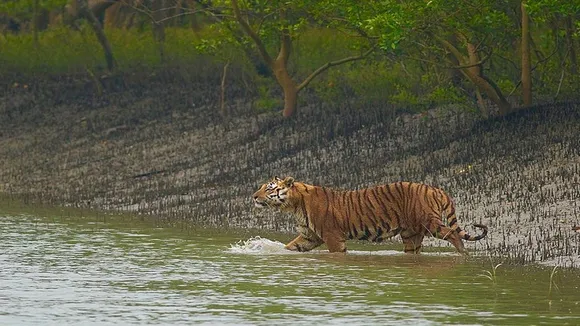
[
  {"left": 401, "top": 234, "right": 425, "bottom": 254},
  {"left": 323, "top": 235, "right": 347, "bottom": 253}
]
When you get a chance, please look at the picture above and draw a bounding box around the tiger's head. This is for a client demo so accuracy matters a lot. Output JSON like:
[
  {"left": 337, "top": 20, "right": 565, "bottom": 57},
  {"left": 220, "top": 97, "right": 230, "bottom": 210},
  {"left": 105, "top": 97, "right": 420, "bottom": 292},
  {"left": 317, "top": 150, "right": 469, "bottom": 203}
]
[{"left": 253, "top": 176, "right": 295, "bottom": 208}]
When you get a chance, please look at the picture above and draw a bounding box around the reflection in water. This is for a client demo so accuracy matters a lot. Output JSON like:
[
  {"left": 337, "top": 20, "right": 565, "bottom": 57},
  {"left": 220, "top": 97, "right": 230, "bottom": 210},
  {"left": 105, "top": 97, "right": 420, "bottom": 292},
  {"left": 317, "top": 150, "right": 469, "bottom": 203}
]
[{"left": 1, "top": 214, "right": 579, "bottom": 325}]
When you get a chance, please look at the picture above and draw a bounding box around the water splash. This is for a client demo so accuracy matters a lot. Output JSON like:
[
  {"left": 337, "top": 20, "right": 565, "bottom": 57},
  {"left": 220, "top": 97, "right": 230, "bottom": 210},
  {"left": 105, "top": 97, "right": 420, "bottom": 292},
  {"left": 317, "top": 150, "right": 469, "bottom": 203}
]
[
  {"left": 227, "top": 237, "right": 456, "bottom": 257},
  {"left": 227, "top": 236, "right": 291, "bottom": 254},
  {"left": 347, "top": 249, "right": 405, "bottom": 256}
]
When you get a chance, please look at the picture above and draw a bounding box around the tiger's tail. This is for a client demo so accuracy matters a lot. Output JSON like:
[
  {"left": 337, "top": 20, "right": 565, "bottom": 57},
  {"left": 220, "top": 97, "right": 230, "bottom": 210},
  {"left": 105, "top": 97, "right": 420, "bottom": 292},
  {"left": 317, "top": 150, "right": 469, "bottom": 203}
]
[
  {"left": 444, "top": 198, "right": 488, "bottom": 241},
  {"left": 456, "top": 223, "right": 488, "bottom": 241}
]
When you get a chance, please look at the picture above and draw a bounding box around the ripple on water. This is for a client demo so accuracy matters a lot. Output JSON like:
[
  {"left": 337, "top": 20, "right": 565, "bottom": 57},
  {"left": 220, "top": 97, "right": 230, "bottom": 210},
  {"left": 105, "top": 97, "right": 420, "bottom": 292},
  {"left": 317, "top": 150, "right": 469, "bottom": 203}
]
[{"left": 2, "top": 215, "right": 580, "bottom": 326}]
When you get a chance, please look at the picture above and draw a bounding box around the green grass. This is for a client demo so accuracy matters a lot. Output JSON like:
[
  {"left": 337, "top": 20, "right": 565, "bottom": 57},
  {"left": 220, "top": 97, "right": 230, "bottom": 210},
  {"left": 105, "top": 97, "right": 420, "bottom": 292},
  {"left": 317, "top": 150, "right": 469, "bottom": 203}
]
[
  {"left": 1, "top": 25, "right": 101, "bottom": 73},
  {"left": 0, "top": 24, "right": 228, "bottom": 74}
]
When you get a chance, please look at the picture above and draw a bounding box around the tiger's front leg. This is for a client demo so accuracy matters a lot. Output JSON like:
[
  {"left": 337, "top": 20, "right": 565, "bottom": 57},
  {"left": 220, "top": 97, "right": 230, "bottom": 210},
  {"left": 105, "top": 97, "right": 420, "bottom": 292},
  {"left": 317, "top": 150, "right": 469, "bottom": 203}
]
[{"left": 285, "top": 234, "right": 324, "bottom": 252}]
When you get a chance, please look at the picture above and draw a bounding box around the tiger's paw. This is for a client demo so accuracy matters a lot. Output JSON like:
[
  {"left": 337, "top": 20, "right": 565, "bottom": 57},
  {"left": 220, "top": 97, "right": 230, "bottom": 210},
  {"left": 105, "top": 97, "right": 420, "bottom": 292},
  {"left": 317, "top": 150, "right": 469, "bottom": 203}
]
[{"left": 284, "top": 243, "right": 302, "bottom": 252}]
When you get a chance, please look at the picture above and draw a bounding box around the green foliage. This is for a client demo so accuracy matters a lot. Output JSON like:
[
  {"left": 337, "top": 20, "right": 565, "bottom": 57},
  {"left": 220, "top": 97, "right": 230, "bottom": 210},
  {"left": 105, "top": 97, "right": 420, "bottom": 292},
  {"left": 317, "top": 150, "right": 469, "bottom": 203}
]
[
  {"left": 291, "top": 28, "right": 364, "bottom": 78},
  {"left": 496, "top": 79, "right": 516, "bottom": 95},
  {"left": 0, "top": 0, "right": 67, "bottom": 19},
  {"left": 206, "top": 0, "right": 375, "bottom": 65},
  {"left": 526, "top": 0, "right": 580, "bottom": 19},
  {"left": 189, "top": 25, "right": 247, "bottom": 63},
  {"left": 0, "top": 25, "right": 212, "bottom": 74},
  {"left": 2, "top": 0, "right": 580, "bottom": 111},
  {"left": 308, "top": 54, "right": 469, "bottom": 112},
  {"left": 426, "top": 85, "right": 468, "bottom": 105},
  {"left": 254, "top": 81, "right": 282, "bottom": 113},
  {"left": 110, "top": 28, "right": 160, "bottom": 68},
  {"left": 0, "top": 25, "right": 101, "bottom": 73},
  {"left": 390, "top": 86, "right": 421, "bottom": 108}
]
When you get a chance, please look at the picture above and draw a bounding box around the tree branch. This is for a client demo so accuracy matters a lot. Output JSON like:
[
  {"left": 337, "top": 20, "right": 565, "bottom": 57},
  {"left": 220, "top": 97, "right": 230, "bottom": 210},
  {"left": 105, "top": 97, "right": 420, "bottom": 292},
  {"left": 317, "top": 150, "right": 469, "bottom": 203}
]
[
  {"left": 401, "top": 51, "right": 492, "bottom": 70},
  {"left": 434, "top": 34, "right": 494, "bottom": 69},
  {"left": 230, "top": 0, "right": 273, "bottom": 66},
  {"left": 220, "top": 61, "right": 230, "bottom": 119},
  {"left": 435, "top": 35, "right": 467, "bottom": 64},
  {"left": 297, "top": 44, "right": 376, "bottom": 91},
  {"left": 277, "top": 28, "right": 291, "bottom": 65},
  {"left": 65, "top": 0, "right": 118, "bottom": 23},
  {"left": 309, "top": 14, "right": 378, "bottom": 40},
  {"left": 274, "top": 8, "right": 291, "bottom": 66},
  {"left": 91, "top": 0, "right": 119, "bottom": 17},
  {"left": 120, "top": 1, "right": 204, "bottom": 25}
]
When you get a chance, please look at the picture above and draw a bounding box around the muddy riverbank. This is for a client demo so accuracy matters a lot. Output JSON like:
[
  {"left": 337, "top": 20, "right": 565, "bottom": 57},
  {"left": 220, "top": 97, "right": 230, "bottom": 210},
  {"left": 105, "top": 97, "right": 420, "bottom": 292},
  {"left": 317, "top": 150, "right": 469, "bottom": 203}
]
[{"left": 1, "top": 74, "right": 579, "bottom": 266}]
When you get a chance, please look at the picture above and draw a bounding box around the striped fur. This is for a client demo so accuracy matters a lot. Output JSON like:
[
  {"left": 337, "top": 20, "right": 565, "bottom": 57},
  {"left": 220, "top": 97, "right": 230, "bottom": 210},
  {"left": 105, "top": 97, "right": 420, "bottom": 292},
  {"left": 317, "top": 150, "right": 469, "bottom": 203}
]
[{"left": 253, "top": 176, "right": 487, "bottom": 255}]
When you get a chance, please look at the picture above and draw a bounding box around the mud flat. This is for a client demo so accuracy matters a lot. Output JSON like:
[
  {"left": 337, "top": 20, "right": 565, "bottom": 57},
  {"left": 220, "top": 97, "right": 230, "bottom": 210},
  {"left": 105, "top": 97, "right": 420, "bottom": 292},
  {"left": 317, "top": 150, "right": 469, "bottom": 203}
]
[{"left": 1, "top": 75, "right": 579, "bottom": 266}]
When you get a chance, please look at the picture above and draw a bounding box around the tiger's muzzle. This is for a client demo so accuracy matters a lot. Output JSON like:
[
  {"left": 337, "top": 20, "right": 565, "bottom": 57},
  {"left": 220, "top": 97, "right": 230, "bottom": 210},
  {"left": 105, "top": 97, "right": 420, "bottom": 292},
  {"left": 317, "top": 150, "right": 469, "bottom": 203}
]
[{"left": 253, "top": 197, "right": 268, "bottom": 208}]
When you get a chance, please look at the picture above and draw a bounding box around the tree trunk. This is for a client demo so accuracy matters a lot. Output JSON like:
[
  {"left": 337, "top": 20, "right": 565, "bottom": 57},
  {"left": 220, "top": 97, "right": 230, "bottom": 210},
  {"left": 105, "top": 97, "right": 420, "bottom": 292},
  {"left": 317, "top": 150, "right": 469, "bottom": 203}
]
[
  {"left": 272, "top": 59, "right": 299, "bottom": 117},
  {"left": 152, "top": 0, "right": 166, "bottom": 62},
  {"left": 466, "top": 42, "right": 481, "bottom": 77},
  {"left": 77, "top": 0, "right": 115, "bottom": 72},
  {"left": 230, "top": 0, "right": 373, "bottom": 118},
  {"left": 469, "top": 74, "right": 512, "bottom": 115},
  {"left": 446, "top": 34, "right": 463, "bottom": 89},
  {"left": 66, "top": 0, "right": 118, "bottom": 25},
  {"left": 220, "top": 62, "right": 230, "bottom": 119},
  {"left": 438, "top": 35, "right": 512, "bottom": 116},
  {"left": 32, "top": 0, "right": 39, "bottom": 46},
  {"left": 282, "top": 86, "right": 299, "bottom": 118},
  {"left": 521, "top": 1, "right": 532, "bottom": 106},
  {"left": 475, "top": 89, "right": 488, "bottom": 118},
  {"left": 466, "top": 42, "right": 488, "bottom": 115},
  {"left": 565, "top": 16, "right": 577, "bottom": 75}
]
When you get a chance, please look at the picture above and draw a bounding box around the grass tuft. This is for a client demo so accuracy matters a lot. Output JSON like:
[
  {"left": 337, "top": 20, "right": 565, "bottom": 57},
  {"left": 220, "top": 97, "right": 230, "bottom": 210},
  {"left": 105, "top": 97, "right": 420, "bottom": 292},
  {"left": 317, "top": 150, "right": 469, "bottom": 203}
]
[{"left": 478, "top": 256, "right": 503, "bottom": 285}]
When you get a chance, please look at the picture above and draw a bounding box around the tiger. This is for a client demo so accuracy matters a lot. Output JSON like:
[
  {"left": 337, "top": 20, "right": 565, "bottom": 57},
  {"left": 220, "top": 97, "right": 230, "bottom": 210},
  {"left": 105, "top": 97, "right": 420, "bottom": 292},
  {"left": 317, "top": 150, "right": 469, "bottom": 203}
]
[{"left": 252, "top": 176, "right": 487, "bottom": 255}]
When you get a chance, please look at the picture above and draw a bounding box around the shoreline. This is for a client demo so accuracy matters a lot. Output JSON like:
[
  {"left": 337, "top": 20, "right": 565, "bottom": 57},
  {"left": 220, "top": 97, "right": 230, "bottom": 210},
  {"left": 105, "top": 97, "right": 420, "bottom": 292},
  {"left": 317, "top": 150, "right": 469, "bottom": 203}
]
[{"left": 1, "top": 76, "right": 579, "bottom": 267}]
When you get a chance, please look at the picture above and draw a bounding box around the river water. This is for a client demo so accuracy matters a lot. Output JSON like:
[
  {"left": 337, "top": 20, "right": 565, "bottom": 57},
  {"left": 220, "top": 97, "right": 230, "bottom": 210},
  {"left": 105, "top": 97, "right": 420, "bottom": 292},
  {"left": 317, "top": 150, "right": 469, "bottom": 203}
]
[{"left": 1, "top": 209, "right": 580, "bottom": 325}]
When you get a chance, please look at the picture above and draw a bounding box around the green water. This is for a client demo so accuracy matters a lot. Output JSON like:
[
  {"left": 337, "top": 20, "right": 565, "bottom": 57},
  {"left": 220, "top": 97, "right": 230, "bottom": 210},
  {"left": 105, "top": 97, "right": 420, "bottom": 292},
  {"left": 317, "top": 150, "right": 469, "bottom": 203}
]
[{"left": 1, "top": 209, "right": 580, "bottom": 325}]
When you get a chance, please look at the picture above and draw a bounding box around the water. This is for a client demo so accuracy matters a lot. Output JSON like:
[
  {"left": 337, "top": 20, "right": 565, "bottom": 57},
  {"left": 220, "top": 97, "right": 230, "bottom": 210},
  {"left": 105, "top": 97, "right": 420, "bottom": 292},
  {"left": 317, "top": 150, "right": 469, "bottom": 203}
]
[{"left": 1, "top": 210, "right": 580, "bottom": 325}]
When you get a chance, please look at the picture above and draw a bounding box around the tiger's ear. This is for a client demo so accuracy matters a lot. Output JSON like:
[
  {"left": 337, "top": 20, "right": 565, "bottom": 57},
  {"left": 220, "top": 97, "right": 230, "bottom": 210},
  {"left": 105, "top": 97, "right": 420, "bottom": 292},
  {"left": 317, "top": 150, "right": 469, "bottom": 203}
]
[{"left": 283, "top": 177, "right": 294, "bottom": 187}]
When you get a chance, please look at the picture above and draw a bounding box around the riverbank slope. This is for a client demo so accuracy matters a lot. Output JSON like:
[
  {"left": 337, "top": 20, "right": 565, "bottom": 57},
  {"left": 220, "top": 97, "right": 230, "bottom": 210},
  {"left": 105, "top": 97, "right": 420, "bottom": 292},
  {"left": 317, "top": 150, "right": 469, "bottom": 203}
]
[{"left": 1, "top": 74, "right": 579, "bottom": 266}]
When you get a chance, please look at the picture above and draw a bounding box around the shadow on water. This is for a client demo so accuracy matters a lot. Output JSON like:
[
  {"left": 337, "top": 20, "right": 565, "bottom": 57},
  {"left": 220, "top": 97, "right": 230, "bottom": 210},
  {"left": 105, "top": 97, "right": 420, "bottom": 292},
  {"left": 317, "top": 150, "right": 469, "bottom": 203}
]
[{"left": 1, "top": 206, "right": 580, "bottom": 325}]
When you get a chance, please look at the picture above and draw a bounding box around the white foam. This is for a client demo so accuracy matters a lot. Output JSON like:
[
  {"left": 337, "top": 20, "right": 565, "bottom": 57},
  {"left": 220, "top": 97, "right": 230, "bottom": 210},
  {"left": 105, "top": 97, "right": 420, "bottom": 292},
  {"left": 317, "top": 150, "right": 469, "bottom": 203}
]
[
  {"left": 227, "top": 236, "right": 461, "bottom": 257},
  {"left": 347, "top": 249, "right": 403, "bottom": 256},
  {"left": 227, "top": 236, "right": 292, "bottom": 254}
]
